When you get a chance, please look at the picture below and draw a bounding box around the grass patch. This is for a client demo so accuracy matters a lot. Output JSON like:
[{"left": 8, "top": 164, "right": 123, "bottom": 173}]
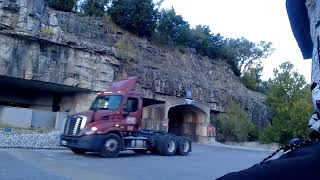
[
  {"left": 115, "top": 39, "right": 141, "bottom": 61},
  {"left": 41, "top": 27, "right": 55, "bottom": 38}
]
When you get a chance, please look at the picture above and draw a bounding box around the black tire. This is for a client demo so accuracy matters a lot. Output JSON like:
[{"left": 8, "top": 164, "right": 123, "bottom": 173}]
[
  {"left": 157, "top": 135, "right": 177, "bottom": 156},
  {"left": 100, "top": 133, "right": 122, "bottom": 158},
  {"left": 71, "top": 148, "right": 86, "bottom": 155},
  {"left": 176, "top": 138, "right": 191, "bottom": 156},
  {"left": 133, "top": 149, "right": 148, "bottom": 154}
]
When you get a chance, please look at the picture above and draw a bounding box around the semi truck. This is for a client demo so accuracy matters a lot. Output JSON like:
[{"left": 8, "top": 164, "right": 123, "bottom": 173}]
[{"left": 60, "top": 77, "right": 191, "bottom": 158}]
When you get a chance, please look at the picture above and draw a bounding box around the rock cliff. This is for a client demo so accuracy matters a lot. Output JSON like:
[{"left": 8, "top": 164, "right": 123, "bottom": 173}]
[{"left": 0, "top": 0, "right": 271, "bottom": 127}]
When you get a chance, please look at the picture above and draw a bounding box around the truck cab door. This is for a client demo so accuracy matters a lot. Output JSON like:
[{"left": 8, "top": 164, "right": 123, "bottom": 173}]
[{"left": 123, "top": 97, "right": 142, "bottom": 132}]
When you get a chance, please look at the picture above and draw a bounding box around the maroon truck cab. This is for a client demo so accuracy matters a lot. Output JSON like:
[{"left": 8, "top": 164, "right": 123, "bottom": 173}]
[{"left": 60, "top": 77, "right": 191, "bottom": 158}]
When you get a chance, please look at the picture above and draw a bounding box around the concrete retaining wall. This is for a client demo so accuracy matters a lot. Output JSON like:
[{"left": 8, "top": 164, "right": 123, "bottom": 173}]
[
  {"left": 0, "top": 106, "right": 32, "bottom": 128},
  {"left": 0, "top": 106, "right": 68, "bottom": 129},
  {"left": 55, "top": 112, "right": 67, "bottom": 130},
  {"left": 31, "top": 110, "right": 57, "bottom": 128}
]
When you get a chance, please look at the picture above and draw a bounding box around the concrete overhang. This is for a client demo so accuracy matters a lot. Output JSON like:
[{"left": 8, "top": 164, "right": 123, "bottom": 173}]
[{"left": 0, "top": 76, "right": 91, "bottom": 93}]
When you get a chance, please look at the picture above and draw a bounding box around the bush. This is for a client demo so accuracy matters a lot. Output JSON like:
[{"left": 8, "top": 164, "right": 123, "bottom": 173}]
[
  {"left": 108, "top": 0, "right": 158, "bottom": 38},
  {"left": 259, "top": 62, "right": 312, "bottom": 145},
  {"left": 47, "top": 0, "right": 78, "bottom": 12},
  {"left": 226, "top": 57, "right": 241, "bottom": 77},
  {"left": 240, "top": 64, "right": 264, "bottom": 91},
  {"left": 115, "top": 39, "right": 141, "bottom": 60},
  {"left": 212, "top": 101, "right": 257, "bottom": 142},
  {"left": 41, "top": 27, "right": 55, "bottom": 37}
]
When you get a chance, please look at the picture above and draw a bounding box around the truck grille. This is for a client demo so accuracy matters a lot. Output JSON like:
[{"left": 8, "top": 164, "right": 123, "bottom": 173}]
[{"left": 64, "top": 116, "right": 87, "bottom": 136}]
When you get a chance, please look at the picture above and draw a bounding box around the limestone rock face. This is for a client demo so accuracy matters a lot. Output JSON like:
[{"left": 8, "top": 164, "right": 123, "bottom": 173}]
[{"left": 0, "top": 0, "right": 271, "bottom": 127}]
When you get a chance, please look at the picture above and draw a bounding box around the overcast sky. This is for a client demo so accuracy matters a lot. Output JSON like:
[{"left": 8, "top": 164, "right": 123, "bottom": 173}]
[{"left": 161, "top": 0, "right": 312, "bottom": 83}]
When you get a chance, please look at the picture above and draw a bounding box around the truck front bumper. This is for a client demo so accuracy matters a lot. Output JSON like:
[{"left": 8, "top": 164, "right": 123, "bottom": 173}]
[{"left": 60, "top": 135, "right": 106, "bottom": 152}]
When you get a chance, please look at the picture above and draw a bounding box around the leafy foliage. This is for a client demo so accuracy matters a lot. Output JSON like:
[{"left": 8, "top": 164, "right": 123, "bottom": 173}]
[
  {"left": 153, "top": 8, "right": 191, "bottom": 46},
  {"left": 189, "top": 25, "right": 224, "bottom": 59},
  {"left": 240, "top": 64, "right": 264, "bottom": 91},
  {"left": 259, "top": 62, "right": 312, "bottom": 145},
  {"left": 108, "top": 0, "right": 158, "bottom": 38},
  {"left": 81, "top": 0, "right": 110, "bottom": 17},
  {"left": 47, "top": 0, "right": 78, "bottom": 12},
  {"left": 212, "top": 101, "right": 257, "bottom": 142},
  {"left": 224, "top": 38, "right": 273, "bottom": 75},
  {"left": 152, "top": 10, "right": 227, "bottom": 69}
]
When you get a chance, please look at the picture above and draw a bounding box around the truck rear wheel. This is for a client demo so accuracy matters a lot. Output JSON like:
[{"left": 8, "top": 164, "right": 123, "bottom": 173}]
[
  {"left": 176, "top": 138, "right": 191, "bottom": 156},
  {"left": 71, "top": 148, "right": 86, "bottom": 155},
  {"left": 157, "top": 136, "right": 177, "bottom": 156},
  {"left": 100, "top": 133, "right": 122, "bottom": 158}
]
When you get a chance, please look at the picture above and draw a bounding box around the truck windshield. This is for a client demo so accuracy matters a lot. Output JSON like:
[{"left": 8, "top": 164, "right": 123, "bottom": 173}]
[{"left": 90, "top": 95, "right": 122, "bottom": 110}]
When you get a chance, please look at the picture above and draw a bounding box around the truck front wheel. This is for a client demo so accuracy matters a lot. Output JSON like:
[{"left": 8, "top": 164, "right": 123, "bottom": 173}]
[
  {"left": 100, "top": 133, "right": 122, "bottom": 158},
  {"left": 157, "top": 136, "right": 177, "bottom": 156}
]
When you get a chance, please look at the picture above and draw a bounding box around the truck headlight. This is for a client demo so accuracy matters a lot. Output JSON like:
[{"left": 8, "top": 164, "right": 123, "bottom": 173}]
[{"left": 84, "top": 127, "right": 98, "bottom": 135}]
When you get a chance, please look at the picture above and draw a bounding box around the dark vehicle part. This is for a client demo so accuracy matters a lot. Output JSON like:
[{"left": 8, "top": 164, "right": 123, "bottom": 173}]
[
  {"left": 148, "top": 146, "right": 158, "bottom": 154},
  {"left": 157, "top": 135, "right": 177, "bottom": 156},
  {"left": 260, "top": 139, "right": 312, "bottom": 165},
  {"left": 71, "top": 148, "right": 86, "bottom": 155},
  {"left": 176, "top": 137, "right": 191, "bottom": 156},
  {"left": 133, "top": 149, "right": 148, "bottom": 154},
  {"left": 217, "top": 139, "right": 320, "bottom": 180}
]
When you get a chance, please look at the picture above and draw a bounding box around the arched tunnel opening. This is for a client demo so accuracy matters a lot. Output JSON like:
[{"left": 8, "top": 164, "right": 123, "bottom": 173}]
[{"left": 168, "top": 105, "right": 207, "bottom": 142}]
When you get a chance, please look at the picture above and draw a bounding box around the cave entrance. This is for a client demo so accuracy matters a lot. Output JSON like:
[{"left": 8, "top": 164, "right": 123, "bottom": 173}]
[{"left": 168, "top": 105, "right": 207, "bottom": 142}]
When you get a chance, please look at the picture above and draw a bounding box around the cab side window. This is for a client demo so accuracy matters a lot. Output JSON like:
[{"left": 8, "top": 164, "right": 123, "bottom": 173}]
[{"left": 125, "top": 98, "right": 139, "bottom": 112}]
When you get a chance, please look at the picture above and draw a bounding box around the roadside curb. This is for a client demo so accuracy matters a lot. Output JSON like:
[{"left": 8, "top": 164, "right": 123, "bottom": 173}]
[
  {"left": 197, "top": 142, "right": 277, "bottom": 152},
  {"left": 0, "top": 147, "right": 67, "bottom": 150}
]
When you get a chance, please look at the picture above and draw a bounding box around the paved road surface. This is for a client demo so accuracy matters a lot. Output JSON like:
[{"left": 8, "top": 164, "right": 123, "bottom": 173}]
[{"left": 0, "top": 144, "right": 271, "bottom": 180}]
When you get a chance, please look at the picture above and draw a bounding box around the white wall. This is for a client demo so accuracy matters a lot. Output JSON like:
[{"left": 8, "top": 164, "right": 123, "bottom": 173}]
[
  {"left": 0, "top": 106, "right": 68, "bottom": 129},
  {"left": 0, "top": 106, "right": 32, "bottom": 128},
  {"left": 31, "top": 110, "right": 56, "bottom": 128}
]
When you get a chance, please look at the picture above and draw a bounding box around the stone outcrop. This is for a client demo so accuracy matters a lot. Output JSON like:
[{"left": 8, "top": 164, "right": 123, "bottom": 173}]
[{"left": 0, "top": 0, "right": 271, "bottom": 127}]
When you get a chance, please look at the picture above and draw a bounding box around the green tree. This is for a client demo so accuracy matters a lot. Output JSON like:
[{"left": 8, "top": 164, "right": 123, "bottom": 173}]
[
  {"left": 240, "top": 64, "right": 263, "bottom": 91},
  {"left": 47, "top": 0, "right": 78, "bottom": 12},
  {"left": 189, "top": 25, "right": 224, "bottom": 59},
  {"left": 108, "top": 0, "right": 158, "bottom": 38},
  {"left": 81, "top": 0, "right": 110, "bottom": 17},
  {"left": 153, "top": 8, "right": 191, "bottom": 46},
  {"left": 260, "top": 62, "right": 312, "bottom": 145},
  {"left": 212, "top": 101, "right": 257, "bottom": 142},
  {"left": 224, "top": 37, "right": 273, "bottom": 75}
]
